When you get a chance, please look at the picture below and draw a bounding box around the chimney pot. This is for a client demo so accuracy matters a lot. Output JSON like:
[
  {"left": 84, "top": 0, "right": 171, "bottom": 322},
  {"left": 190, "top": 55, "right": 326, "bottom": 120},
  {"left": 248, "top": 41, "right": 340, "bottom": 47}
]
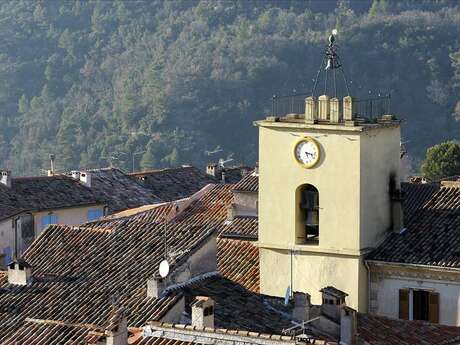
[
  {"left": 70, "top": 170, "right": 80, "bottom": 180},
  {"left": 320, "top": 286, "right": 348, "bottom": 322},
  {"left": 7, "top": 259, "right": 32, "bottom": 285},
  {"left": 79, "top": 171, "right": 92, "bottom": 188},
  {"left": 191, "top": 296, "right": 215, "bottom": 329},
  {"left": 0, "top": 171, "right": 11, "bottom": 188},
  {"left": 340, "top": 307, "right": 357, "bottom": 345},
  {"left": 147, "top": 276, "right": 166, "bottom": 298},
  {"left": 292, "top": 292, "right": 311, "bottom": 322}
]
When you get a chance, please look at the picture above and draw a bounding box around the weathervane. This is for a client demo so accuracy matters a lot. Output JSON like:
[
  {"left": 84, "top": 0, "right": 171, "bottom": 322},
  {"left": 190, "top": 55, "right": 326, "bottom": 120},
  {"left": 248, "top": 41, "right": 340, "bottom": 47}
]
[{"left": 312, "top": 29, "right": 350, "bottom": 98}]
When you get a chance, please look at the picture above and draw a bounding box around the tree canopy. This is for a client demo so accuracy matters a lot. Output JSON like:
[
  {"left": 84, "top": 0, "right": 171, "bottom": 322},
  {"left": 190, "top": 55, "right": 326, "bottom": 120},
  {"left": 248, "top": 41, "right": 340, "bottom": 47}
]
[
  {"left": 421, "top": 140, "right": 460, "bottom": 180},
  {"left": 0, "top": 0, "right": 459, "bottom": 175}
]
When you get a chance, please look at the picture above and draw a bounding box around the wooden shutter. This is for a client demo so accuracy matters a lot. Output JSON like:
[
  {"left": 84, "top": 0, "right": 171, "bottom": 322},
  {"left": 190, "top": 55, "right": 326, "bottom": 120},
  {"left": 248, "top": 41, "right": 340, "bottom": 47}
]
[
  {"left": 428, "top": 292, "right": 439, "bottom": 323},
  {"left": 399, "top": 289, "right": 409, "bottom": 320}
]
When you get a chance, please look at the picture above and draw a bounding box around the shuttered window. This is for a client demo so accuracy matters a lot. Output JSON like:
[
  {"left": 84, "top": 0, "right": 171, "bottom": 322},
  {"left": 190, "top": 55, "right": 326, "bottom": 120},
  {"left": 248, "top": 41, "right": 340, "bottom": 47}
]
[
  {"left": 428, "top": 292, "right": 439, "bottom": 323},
  {"left": 399, "top": 289, "right": 409, "bottom": 320},
  {"left": 399, "top": 289, "right": 440, "bottom": 323}
]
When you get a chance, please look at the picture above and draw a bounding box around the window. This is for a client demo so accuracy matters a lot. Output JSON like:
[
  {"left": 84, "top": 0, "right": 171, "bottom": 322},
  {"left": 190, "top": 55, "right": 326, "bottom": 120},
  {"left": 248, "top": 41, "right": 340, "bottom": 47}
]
[
  {"left": 41, "top": 213, "right": 58, "bottom": 230},
  {"left": 297, "top": 184, "right": 319, "bottom": 244},
  {"left": 87, "top": 209, "right": 103, "bottom": 222},
  {"left": 399, "top": 289, "right": 439, "bottom": 323}
]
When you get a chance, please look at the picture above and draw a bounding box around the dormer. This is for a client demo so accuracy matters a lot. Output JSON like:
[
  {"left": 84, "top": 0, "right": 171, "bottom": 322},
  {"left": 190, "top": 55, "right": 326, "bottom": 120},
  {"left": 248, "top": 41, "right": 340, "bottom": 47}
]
[{"left": 7, "top": 259, "right": 32, "bottom": 285}]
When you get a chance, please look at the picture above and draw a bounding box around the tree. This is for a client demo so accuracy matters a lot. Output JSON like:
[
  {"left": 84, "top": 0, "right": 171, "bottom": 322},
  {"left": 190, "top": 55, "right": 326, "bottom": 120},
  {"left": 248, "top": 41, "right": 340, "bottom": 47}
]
[{"left": 421, "top": 141, "right": 460, "bottom": 180}]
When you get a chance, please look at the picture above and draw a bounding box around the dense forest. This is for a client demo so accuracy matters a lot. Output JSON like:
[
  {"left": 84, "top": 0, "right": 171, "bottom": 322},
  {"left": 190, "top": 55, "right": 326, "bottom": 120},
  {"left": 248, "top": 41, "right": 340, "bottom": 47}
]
[{"left": 0, "top": 0, "right": 459, "bottom": 175}]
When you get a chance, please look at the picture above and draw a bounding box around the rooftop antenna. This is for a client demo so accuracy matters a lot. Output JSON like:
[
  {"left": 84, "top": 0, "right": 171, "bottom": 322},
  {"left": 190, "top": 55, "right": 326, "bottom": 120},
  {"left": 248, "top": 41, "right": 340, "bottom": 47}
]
[
  {"left": 205, "top": 145, "right": 223, "bottom": 156},
  {"left": 218, "top": 158, "right": 234, "bottom": 168},
  {"left": 49, "top": 154, "right": 55, "bottom": 175},
  {"left": 312, "top": 29, "right": 350, "bottom": 98}
]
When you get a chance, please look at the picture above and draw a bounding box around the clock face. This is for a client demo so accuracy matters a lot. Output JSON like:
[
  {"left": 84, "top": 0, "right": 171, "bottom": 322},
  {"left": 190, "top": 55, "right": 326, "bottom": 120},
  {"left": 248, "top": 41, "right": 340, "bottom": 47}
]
[{"left": 294, "top": 138, "right": 320, "bottom": 168}]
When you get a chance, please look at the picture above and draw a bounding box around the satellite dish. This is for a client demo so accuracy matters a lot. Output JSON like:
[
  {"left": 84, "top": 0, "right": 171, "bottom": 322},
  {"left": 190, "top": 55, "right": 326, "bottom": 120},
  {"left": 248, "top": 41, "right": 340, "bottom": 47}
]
[
  {"left": 159, "top": 260, "right": 170, "bottom": 278},
  {"left": 284, "top": 286, "right": 291, "bottom": 305}
]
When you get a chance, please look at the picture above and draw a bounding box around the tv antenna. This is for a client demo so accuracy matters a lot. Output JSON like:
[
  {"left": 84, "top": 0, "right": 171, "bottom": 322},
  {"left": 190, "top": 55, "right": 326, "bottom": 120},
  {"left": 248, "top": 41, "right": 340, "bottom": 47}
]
[{"left": 205, "top": 145, "right": 223, "bottom": 156}]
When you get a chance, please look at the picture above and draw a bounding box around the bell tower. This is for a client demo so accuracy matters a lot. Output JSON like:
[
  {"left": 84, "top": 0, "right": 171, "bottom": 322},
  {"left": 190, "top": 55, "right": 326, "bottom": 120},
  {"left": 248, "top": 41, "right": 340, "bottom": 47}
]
[{"left": 255, "top": 32, "right": 401, "bottom": 311}]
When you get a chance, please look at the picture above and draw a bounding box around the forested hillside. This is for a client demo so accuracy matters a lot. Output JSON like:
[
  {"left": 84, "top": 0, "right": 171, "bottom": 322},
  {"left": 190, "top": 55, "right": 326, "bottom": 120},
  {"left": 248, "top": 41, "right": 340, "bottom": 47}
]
[{"left": 1, "top": 0, "right": 459, "bottom": 175}]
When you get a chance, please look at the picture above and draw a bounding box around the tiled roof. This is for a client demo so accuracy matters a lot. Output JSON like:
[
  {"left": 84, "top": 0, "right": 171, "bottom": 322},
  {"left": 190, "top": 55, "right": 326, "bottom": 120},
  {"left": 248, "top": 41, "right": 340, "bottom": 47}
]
[
  {"left": 233, "top": 173, "right": 258, "bottom": 192},
  {"left": 0, "top": 175, "right": 101, "bottom": 221},
  {"left": 401, "top": 182, "right": 440, "bottom": 223},
  {"left": 357, "top": 313, "right": 460, "bottom": 345},
  {"left": 368, "top": 183, "right": 460, "bottom": 268},
  {"left": 129, "top": 166, "right": 217, "bottom": 202},
  {"left": 0, "top": 183, "right": 273, "bottom": 341},
  {"left": 0, "top": 318, "right": 104, "bottom": 345},
  {"left": 162, "top": 274, "right": 292, "bottom": 334},
  {"left": 85, "top": 168, "right": 162, "bottom": 213},
  {"left": 0, "top": 202, "right": 218, "bottom": 341},
  {"left": 220, "top": 216, "right": 258, "bottom": 239},
  {"left": 222, "top": 166, "right": 252, "bottom": 184},
  {"left": 217, "top": 238, "right": 259, "bottom": 293}
]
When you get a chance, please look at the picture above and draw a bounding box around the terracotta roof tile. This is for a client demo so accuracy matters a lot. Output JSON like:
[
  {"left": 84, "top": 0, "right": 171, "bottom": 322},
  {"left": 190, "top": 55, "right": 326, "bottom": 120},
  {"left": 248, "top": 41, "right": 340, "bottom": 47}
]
[
  {"left": 357, "top": 313, "right": 460, "bottom": 345},
  {"left": 0, "top": 175, "right": 101, "bottom": 221},
  {"left": 368, "top": 183, "right": 460, "bottom": 268},
  {"left": 217, "top": 238, "right": 259, "bottom": 293},
  {"left": 129, "top": 166, "right": 217, "bottom": 202},
  {"left": 84, "top": 168, "right": 162, "bottom": 213},
  {"left": 220, "top": 216, "right": 258, "bottom": 239},
  {"left": 233, "top": 173, "right": 258, "bottom": 193}
]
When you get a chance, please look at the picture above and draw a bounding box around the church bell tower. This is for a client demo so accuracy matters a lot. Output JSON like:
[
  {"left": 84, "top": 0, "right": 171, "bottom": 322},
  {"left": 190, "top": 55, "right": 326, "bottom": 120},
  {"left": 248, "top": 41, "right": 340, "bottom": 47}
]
[{"left": 255, "top": 32, "right": 401, "bottom": 311}]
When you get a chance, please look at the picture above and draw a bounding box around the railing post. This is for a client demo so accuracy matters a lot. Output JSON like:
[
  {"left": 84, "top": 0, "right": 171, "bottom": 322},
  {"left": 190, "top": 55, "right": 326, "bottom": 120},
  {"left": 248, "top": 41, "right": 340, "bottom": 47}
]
[
  {"left": 343, "top": 96, "right": 353, "bottom": 121},
  {"left": 318, "top": 95, "right": 330, "bottom": 121},
  {"left": 305, "top": 96, "right": 317, "bottom": 124},
  {"left": 330, "top": 98, "right": 339, "bottom": 123}
]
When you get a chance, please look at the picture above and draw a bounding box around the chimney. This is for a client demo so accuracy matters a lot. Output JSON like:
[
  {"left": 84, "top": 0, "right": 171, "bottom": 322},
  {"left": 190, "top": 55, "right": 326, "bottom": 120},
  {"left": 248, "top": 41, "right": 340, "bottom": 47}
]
[
  {"left": 330, "top": 98, "right": 340, "bottom": 123},
  {"left": 318, "top": 95, "right": 330, "bottom": 121},
  {"left": 147, "top": 276, "right": 166, "bottom": 298},
  {"left": 0, "top": 171, "right": 11, "bottom": 188},
  {"left": 254, "top": 162, "right": 259, "bottom": 175},
  {"left": 221, "top": 171, "right": 226, "bottom": 184},
  {"left": 226, "top": 204, "right": 236, "bottom": 221},
  {"left": 98, "top": 308, "right": 128, "bottom": 345},
  {"left": 340, "top": 307, "right": 357, "bottom": 345},
  {"left": 80, "top": 171, "right": 92, "bottom": 188},
  {"left": 320, "top": 286, "right": 348, "bottom": 322},
  {"left": 305, "top": 96, "right": 318, "bottom": 124},
  {"left": 292, "top": 292, "right": 311, "bottom": 322},
  {"left": 206, "top": 163, "right": 219, "bottom": 177},
  {"left": 7, "top": 259, "right": 32, "bottom": 285},
  {"left": 343, "top": 96, "right": 354, "bottom": 122},
  {"left": 71, "top": 170, "right": 80, "bottom": 180},
  {"left": 191, "top": 296, "right": 215, "bottom": 328}
]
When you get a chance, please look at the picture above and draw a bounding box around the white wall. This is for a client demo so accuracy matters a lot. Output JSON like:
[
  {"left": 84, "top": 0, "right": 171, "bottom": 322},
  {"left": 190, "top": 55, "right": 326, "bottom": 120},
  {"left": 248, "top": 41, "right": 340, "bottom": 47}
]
[{"left": 370, "top": 267, "right": 460, "bottom": 326}]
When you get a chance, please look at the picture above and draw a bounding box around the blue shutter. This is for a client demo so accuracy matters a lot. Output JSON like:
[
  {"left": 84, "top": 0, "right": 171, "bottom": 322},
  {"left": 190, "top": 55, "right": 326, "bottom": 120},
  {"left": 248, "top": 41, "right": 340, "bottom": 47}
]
[
  {"left": 87, "top": 209, "right": 103, "bottom": 222},
  {"left": 42, "top": 214, "right": 58, "bottom": 229},
  {"left": 3, "top": 247, "right": 11, "bottom": 266}
]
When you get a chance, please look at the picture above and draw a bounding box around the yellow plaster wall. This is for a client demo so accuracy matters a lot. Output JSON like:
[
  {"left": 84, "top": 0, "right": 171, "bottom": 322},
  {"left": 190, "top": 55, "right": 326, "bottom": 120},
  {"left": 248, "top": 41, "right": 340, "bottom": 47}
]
[
  {"left": 260, "top": 247, "right": 367, "bottom": 310},
  {"left": 256, "top": 121, "right": 400, "bottom": 312}
]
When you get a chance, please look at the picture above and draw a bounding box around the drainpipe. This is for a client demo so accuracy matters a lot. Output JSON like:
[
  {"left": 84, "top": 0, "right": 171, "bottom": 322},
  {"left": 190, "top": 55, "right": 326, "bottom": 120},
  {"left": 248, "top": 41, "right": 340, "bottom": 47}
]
[{"left": 364, "top": 260, "right": 371, "bottom": 313}]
